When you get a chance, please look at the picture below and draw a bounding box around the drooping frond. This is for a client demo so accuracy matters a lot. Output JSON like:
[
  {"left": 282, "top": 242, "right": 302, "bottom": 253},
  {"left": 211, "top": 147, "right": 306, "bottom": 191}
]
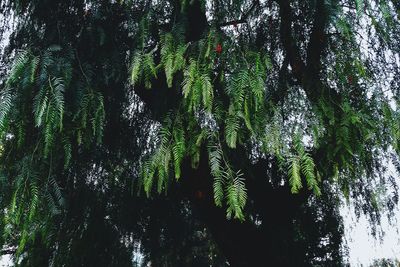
[
  {"left": 6, "top": 50, "right": 30, "bottom": 87},
  {"left": 182, "top": 59, "right": 213, "bottom": 112},
  {"left": 160, "top": 32, "right": 188, "bottom": 87},
  {"left": 172, "top": 116, "right": 185, "bottom": 180},
  {"left": 289, "top": 156, "right": 302, "bottom": 194},
  {"left": 130, "top": 50, "right": 158, "bottom": 89},
  {"left": 0, "top": 88, "right": 15, "bottom": 132},
  {"left": 301, "top": 152, "right": 321, "bottom": 195},
  {"left": 225, "top": 115, "right": 240, "bottom": 148},
  {"left": 208, "top": 142, "right": 225, "bottom": 206},
  {"left": 226, "top": 170, "right": 247, "bottom": 221},
  {"left": 130, "top": 50, "right": 143, "bottom": 85},
  {"left": 289, "top": 136, "right": 321, "bottom": 195},
  {"left": 76, "top": 89, "right": 105, "bottom": 144}
]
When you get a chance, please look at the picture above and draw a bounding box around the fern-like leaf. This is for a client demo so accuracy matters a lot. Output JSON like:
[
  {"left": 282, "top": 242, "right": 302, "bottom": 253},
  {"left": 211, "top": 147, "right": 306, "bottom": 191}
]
[
  {"left": 225, "top": 115, "right": 240, "bottom": 148},
  {"left": 130, "top": 51, "right": 143, "bottom": 85},
  {"left": 301, "top": 153, "right": 321, "bottom": 195},
  {"left": 6, "top": 50, "right": 30, "bottom": 87},
  {"left": 226, "top": 170, "right": 247, "bottom": 220},
  {"left": 201, "top": 74, "right": 213, "bottom": 112},
  {"left": 208, "top": 143, "right": 225, "bottom": 206},
  {"left": 289, "top": 156, "right": 302, "bottom": 193},
  {"left": 0, "top": 88, "right": 15, "bottom": 131},
  {"left": 172, "top": 120, "right": 185, "bottom": 180}
]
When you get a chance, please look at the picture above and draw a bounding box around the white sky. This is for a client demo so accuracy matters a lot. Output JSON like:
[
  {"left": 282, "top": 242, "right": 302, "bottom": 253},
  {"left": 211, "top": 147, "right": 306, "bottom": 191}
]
[
  {"left": 0, "top": 255, "right": 11, "bottom": 267},
  {"left": 342, "top": 155, "right": 400, "bottom": 266},
  {"left": 343, "top": 206, "right": 400, "bottom": 266}
]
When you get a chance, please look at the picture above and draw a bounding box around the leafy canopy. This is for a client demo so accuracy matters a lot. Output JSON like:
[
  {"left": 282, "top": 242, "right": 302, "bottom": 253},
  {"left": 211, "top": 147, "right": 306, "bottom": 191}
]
[{"left": 0, "top": 0, "right": 399, "bottom": 265}]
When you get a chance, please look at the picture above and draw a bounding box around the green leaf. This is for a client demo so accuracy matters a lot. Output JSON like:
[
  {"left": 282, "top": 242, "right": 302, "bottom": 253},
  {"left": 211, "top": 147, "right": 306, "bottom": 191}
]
[
  {"left": 201, "top": 74, "right": 213, "bottom": 112},
  {"left": 130, "top": 51, "right": 143, "bottom": 85},
  {"left": 0, "top": 88, "right": 15, "bottom": 131},
  {"left": 301, "top": 153, "right": 321, "bottom": 196},
  {"left": 226, "top": 170, "right": 247, "bottom": 220},
  {"left": 289, "top": 156, "right": 302, "bottom": 194},
  {"left": 225, "top": 115, "right": 240, "bottom": 148}
]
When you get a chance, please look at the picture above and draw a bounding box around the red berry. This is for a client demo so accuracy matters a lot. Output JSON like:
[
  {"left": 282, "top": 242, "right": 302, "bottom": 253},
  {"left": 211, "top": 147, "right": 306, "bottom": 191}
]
[
  {"left": 215, "top": 43, "right": 222, "bottom": 54},
  {"left": 347, "top": 75, "right": 353, "bottom": 84}
]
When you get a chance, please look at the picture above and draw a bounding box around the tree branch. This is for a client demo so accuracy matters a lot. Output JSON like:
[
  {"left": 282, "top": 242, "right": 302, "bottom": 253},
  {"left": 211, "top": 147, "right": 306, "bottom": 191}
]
[
  {"left": 276, "top": 0, "right": 306, "bottom": 81},
  {"left": 218, "top": 18, "right": 247, "bottom": 27},
  {"left": 1, "top": 248, "right": 16, "bottom": 255},
  {"left": 306, "top": 0, "right": 329, "bottom": 81},
  {"left": 218, "top": 0, "right": 260, "bottom": 27},
  {"left": 276, "top": 0, "right": 332, "bottom": 103}
]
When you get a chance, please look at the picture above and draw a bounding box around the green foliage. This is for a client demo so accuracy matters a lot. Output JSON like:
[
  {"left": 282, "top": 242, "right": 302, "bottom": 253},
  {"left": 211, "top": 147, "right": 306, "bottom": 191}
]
[
  {"left": 224, "top": 115, "right": 240, "bottom": 148},
  {"left": 33, "top": 76, "right": 65, "bottom": 155},
  {"left": 0, "top": 44, "right": 107, "bottom": 261},
  {"left": 1, "top": 0, "right": 400, "bottom": 264},
  {"left": 207, "top": 136, "right": 247, "bottom": 220},
  {"left": 289, "top": 155, "right": 302, "bottom": 193},
  {"left": 2, "top": 156, "right": 62, "bottom": 258},
  {"left": 225, "top": 170, "right": 247, "bottom": 220},
  {"left": 0, "top": 88, "right": 14, "bottom": 133},
  {"left": 128, "top": 26, "right": 350, "bottom": 218},
  {"left": 172, "top": 116, "right": 185, "bottom": 179},
  {"left": 130, "top": 51, "right": 143, "bottom": 85},
  {"left": 226, "top": 52, "right": 268, "bottom": 136},
  {"left": 76, "top": 89, "right": 106, "bottom": 144},
  {"left": 161, "top": 32, "right": 188, "bottom": 88},
  {"left": 6, "top": 50, "right": 31, "bottom": 86},
  {"left": 290, "top": 136, "right": 321, "bottom": 195},
  {"left": 141, "top": 116, "right": 178, "bottom": 196},
  {"left": 130, "top": 50, "right": 157, "bottom": 89},
  {"left": 209, "top": 143, "right": 224, "bottom": 206},
  {"left": 182, "top": 59, "right": 214, "bottom": 113}
]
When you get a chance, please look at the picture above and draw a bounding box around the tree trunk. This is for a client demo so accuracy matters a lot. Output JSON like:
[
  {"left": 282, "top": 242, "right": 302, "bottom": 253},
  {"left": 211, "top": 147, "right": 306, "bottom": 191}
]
[{"left": 134, "top": 1, "right": 314, "bottom": 265}]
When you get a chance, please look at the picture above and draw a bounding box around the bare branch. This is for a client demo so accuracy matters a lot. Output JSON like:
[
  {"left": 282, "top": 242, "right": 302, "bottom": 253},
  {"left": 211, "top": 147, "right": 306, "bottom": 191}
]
[
  {"left": 1, "top": 248, "right": 16, "bottom": 255},
  {"left": 218, "top": 0, "right": 260, "bottom": 28},
  {"left": 219, "top": 18, "right": 247, "bottom": 27}
]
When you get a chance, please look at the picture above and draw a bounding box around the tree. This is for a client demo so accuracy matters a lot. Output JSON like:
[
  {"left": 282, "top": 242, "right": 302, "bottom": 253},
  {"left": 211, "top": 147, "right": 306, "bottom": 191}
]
[
  {"left": 0, "top": 0, "right": 399, "bottom": 266},
  {"left": 370, "top": 259, "right": 400, "bottom": 267}
]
